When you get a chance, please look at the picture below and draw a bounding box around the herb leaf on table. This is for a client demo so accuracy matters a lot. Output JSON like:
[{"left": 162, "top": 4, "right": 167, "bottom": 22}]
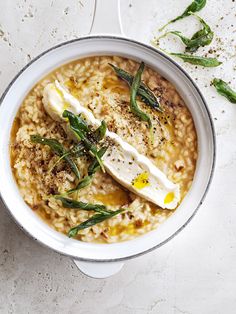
[
  {"left": 156, "top": 15, "right": 213, "bottom": 53},
  {"left": 212, "top": 79, "right": 236, "bottom": 103},
  {"left": 159, "top": 0, "right": 207, "bottom": 31},
  {"left": 186, "top": 14, "right": 213, "bottom": 52},
  {"left": 168, "top": 53, "right": 221, "bottom": 67}
]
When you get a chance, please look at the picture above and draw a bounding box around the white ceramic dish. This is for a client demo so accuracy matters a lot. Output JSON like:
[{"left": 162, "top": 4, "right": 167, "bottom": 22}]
[{"left": 0, "top": 0, "right": 215, "bottom": 278}]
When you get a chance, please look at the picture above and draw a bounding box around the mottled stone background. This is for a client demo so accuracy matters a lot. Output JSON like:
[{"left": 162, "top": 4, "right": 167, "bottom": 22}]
[{"left": 0, "top": 1, "right": 236, "bottom": 313}]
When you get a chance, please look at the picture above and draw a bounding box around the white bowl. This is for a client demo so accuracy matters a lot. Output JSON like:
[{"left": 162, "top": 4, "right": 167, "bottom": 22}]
[{"left": 0, "top": 35, "right": 215, "bottom": 278}]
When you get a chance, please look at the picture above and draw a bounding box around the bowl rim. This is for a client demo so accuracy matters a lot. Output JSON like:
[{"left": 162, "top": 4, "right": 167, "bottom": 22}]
[{"left": 0, "top": 35, "right": 216, "bottom": 262}]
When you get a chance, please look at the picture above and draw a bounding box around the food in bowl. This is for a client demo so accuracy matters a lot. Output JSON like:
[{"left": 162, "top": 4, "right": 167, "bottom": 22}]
[{"left": 10, "top": 56, "right": 198, "bottom": 243}]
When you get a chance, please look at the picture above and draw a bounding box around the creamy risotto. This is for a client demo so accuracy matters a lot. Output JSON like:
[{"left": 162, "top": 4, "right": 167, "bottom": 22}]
[{"left": 10, "top": 56, "right": 197, "bottom": 243}]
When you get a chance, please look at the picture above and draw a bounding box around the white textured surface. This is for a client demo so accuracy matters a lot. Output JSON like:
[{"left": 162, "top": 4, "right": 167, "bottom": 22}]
[{"left": 0, "top": 0, "right": 236, "bottom": 313}]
